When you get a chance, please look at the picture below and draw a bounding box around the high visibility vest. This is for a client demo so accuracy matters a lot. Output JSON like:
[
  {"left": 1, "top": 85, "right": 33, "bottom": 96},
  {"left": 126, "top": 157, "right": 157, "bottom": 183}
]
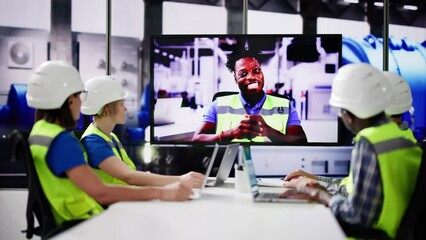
[
  {"left": 81, "top": 123, "right": 136, "bottom": 185},
  {"left": 340, "top": 123, "right": 418, "bottom": 195},
  {"left": 29, "top": 120, "right": 103, "bottom": 224},
  {"left": 345, "top": 121, "right": 421, "bottom": 238},
  {"left": 216, "top": 94, "right": 290, "bottom": 142}
]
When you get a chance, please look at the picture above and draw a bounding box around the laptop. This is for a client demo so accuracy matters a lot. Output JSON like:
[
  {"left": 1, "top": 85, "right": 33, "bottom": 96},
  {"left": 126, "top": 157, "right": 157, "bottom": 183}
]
[
  {"left": 190, "top": 144, "right": 219, "bottom": 199},
  {"left": 242, "top": 146, "right": 309, "bottom": 203},
  {"left": 154, "top": 97, "right": 182, "bottom": 126},
  {"left": 206, "top": 143, "right": 239, "bottom": 187}
]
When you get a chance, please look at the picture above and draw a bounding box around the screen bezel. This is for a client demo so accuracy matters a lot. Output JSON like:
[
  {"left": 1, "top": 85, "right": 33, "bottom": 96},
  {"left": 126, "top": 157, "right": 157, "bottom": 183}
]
[{"left": 149, "top": 34, "right": 343, "bottom": 147}]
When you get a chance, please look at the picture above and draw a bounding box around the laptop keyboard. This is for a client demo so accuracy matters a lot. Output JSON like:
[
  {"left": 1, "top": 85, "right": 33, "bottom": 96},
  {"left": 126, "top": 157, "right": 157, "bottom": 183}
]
[{"left": 257, "top": 192, "right": 280, "bottom": 200}]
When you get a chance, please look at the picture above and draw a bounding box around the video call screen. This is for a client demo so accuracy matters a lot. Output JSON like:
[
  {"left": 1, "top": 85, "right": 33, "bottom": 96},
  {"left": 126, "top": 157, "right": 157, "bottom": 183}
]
[{"left": 150, "top": 34, "right": 342, "bottom": 146}]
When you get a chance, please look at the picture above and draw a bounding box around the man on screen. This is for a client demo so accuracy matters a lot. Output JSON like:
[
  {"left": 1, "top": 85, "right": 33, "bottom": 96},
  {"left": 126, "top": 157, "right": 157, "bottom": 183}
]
[{"left": 192, "top": 46, "right": 307, "bottom": 143}]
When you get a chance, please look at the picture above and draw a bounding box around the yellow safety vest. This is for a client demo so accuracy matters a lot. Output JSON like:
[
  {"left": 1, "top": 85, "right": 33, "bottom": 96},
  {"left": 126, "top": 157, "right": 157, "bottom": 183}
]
[
  {"left": 29, "top": 120, "right": 103, "bottom": 224},
  {"left": 345, "top": 121, "right": 421, "bottom": 238},
  {"left": 81, "top": 123, "right": 136, "bottom": 185},
  {"left": 216, "top": 94, "right": 290, "bottom": 142}
]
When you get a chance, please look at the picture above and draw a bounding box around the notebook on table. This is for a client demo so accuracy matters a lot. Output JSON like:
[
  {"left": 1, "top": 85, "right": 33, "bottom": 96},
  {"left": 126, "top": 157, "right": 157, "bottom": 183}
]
[
  {"left": 242, "top": 146, "right": 309, "bottom": 203},
  {"left": 190, "top": 144, "right": 218, "bottom": 200},
  {"left": 206, "top": 143, "right": 239, "bottom": 187}
]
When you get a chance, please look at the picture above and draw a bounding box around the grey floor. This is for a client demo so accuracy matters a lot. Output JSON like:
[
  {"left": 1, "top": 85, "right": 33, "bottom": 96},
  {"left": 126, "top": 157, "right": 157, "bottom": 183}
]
[{"left": 0, "top": 189, "right": 40, "bottom": 240}]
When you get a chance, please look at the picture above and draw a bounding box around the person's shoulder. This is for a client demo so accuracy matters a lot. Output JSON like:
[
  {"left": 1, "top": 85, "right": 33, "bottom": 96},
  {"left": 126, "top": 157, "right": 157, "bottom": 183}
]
[
  {"left": 266, "top": 93, "right": 290, "bottom": 100},
  {"left": 81, "top": 133, "right": 107, "bottom": 145},
  {"left": 50, "top": 132, "right": 84, "bottom": 154},
  {"left": 55, "top": 131, "right": 79, "bottom": 144}
]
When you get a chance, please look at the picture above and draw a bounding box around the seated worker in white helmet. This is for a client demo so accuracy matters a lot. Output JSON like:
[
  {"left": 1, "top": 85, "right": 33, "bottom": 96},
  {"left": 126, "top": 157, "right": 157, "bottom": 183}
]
[
  {"left": 283, "top": 70, "right": 417, "bottom": 191},
  {"left": 280, "top": 63, "right": 422, "bottom": 238},
  {"left": 26, "top": 61, "right": 193, "bottom": 225},
  {"left": 383, "top": 71, "right": 414, "bottom": 137},
  {"left": 80, "top": 76, "right": 205, "bottom": 189}
]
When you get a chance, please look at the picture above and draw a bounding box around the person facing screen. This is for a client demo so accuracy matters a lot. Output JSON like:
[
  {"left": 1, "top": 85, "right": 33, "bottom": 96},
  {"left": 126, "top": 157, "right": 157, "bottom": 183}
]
[
  {"left": 80, "top": 76, "right": 205, "bottom": 190},
  {"left": 280, "top": 63, "right": 422, "bottom": 239},
  {"left": 192, "top": 46, "right": 307, "bottom": 143},
  {"left": 25, "top": 61, "right": 193, "bottom": 226}
]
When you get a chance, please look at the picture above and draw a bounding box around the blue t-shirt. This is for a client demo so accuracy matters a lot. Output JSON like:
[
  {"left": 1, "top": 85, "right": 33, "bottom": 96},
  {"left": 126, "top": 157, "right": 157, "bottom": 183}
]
[
  {"left": 46, "top": 132, "right": 87, "bottom": 177},
  {"left": 202, "top": 93, "right": 301, "bottom": 126},
  {"left": 81, "top": 134, "right": 117, "bottom": 168}
]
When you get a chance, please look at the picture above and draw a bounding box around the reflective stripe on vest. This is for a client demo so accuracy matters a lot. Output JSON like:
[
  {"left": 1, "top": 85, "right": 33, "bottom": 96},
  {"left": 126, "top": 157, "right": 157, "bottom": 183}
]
[
  {"left": 346, "top": 121, "right": 421, "bottom": 238},
  {"left": 81, "top": 123, "right": 136, "bottom": 185},
  {"left": 29, "top": 120, "right": 103, "bottom": 224},
  {"left": 216, "top": 94, "right": 289, "bottom": 142},
  {"left": 340, "top": 125, "right": 418, "bottom": 195}
]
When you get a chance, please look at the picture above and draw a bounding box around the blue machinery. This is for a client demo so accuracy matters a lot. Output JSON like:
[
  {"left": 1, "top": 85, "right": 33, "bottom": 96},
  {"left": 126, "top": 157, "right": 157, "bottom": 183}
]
[{"left": 343, "top": 35, "right": 426, "bottom": 139}]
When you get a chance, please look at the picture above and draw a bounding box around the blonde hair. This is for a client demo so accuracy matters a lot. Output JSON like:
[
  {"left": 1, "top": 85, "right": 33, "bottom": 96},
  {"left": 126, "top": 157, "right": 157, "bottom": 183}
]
[{"left": 94, "top": 100, "right": 121, "bottom": 119}]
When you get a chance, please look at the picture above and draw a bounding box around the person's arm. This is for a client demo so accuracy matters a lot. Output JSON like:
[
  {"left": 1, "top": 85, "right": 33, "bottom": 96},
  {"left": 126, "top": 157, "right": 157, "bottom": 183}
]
[
  {"left": 83, "top": 135, "right": 204, "bottom": 187},
  {"left": 49, "top": 133, "right": 192, "bottom": 203},
  {"left": 192, "top": 122, "right": 221, "bottom": 142},
  {"left": 66, "top": 165, "right": 192, "bottom": 204},
  {"left": 329, "top": 138, "right": 383, "bottom": 226},
  {"left": 98, "top": 157, "right": 204, "bottom": 188}
]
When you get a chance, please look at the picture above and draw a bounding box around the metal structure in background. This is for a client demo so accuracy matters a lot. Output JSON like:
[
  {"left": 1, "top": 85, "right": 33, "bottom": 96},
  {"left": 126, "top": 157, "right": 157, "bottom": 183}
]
[
  {"left": 106, "top": 0, "right": 112, "bottom": 75},
  {"left": 243, "top": 0, "right": 248, "bottom": 34},
  {"left": 50, "top": 0, "right": 72, "bottom": 63},
  {"left": 383, "top": 0, "right": 389, "bottom": 71}
]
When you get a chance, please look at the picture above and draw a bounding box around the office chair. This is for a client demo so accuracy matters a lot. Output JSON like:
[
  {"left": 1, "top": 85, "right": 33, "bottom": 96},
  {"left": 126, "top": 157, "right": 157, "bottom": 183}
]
[
  {"left": 338, "top": 220, "right": 391, "bottom": 240},
  {"left": 10, "top": 130, "right": 81, "bottom": 239},
  {"left": 10, "top": 129, "right": 57, "bottom": 239},
  {"left": 395, "top": 142, "right": 426, "bottom": 240},
  {"left": 211, "top": 91, "right": 238, "bottom": 102}
]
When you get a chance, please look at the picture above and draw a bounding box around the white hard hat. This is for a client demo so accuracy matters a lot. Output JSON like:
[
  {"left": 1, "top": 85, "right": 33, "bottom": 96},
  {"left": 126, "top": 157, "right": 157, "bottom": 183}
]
[
  {"left": 81, "top": 76, "right": 128, "bottom": 115},
  {"left": 329, "top": 63, "right": 393, "bottom": 119},
  {"left": 26, "top": 61, "right": 84, "bottom": 109},
  {"left": 383, "top": 72, "right": 412, "bottom": 115}
]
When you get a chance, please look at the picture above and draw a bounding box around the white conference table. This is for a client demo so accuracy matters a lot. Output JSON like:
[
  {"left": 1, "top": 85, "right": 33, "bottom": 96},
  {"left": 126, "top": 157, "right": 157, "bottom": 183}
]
[{"left": 53, "top": 181, "right": 346, "bottom": 240}]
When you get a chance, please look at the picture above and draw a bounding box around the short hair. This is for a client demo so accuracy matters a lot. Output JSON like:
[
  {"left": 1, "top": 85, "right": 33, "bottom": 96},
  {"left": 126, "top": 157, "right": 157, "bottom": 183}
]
[{"left": 225, "top": 47, "right": 262, "bottom": 73}]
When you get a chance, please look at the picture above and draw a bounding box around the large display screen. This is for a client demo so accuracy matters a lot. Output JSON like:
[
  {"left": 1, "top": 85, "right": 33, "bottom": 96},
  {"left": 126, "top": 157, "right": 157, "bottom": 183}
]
[{"left": 150, "top": 34, "right": 342, "bottom": 145}]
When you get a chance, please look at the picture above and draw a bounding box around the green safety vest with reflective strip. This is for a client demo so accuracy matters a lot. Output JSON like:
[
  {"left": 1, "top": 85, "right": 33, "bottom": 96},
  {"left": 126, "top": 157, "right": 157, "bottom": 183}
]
[
  {"left": 344, "top": 121, "right": 421, "bottom": 238},
  {"left": 29, "top": 120, "right": 104, "bottom": 224},
  {"left": 216, "top": 94, "right": 289, "bottom": 142},
  {"left": 341, "top": 125, "right": 418, "bottom": 195},
  {"left": 81, "top": 123, "right": 136, "bottom": 185}
]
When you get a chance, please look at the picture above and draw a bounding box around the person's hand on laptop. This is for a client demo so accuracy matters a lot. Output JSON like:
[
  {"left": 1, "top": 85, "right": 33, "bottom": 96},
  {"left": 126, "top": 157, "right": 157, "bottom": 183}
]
[
  {"left": 279, "top": 185, "right": 332, "bottom": 206},
  {"left": 284, "top": 169, "right": 317, "bottom": 181},
  {"left": 283, "top": 177, "right": 317, "bottom": 188},
  {"left": 180, "top": 171, "right": 205, "bottom": 189}
]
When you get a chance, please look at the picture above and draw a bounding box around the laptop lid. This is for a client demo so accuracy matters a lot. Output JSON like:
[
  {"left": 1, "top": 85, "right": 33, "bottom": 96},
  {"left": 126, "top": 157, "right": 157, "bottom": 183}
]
[
  {"left": 154, "top": 97, "right": 182, "bottom": 126},
  {"left": 190, "top": 144, "right": 219, "bottom": 199},
  {"left": 206, "top": 143, "right": 239, "bottom": 187}
]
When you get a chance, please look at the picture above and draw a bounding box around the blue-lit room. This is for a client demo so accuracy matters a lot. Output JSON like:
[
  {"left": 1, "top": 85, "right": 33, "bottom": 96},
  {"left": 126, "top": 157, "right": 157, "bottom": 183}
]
[{"left": 0, "top": 0, "right": 425, "bottom": 239}]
